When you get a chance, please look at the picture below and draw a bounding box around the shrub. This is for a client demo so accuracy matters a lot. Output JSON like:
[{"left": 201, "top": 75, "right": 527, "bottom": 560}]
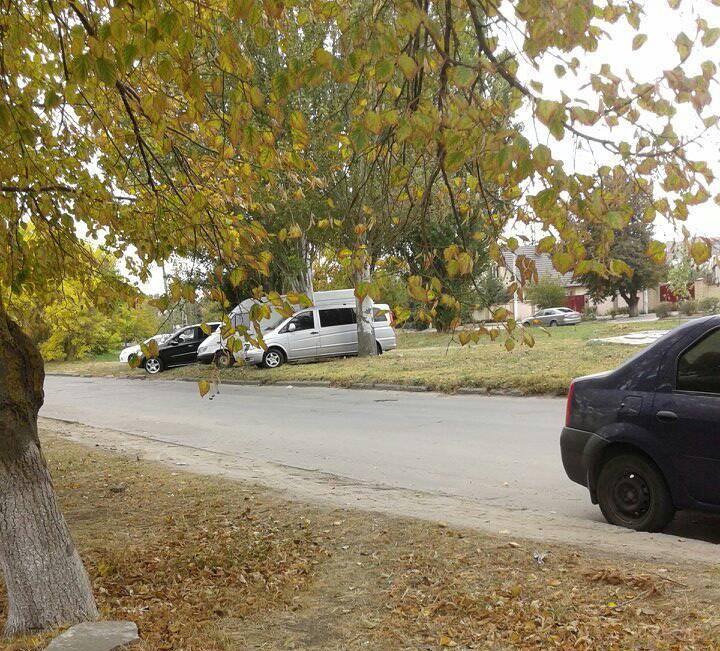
[
  {"left": 525, "top": 277, "right": 567, "bottom": 310},
  {"left": 655, "top": 302, "right": 673, "bottom": 319},
  {"left": 678, "top": 299, "right": 697, "bottom": 316},
  {"left": 699, "top": 297, "right": 720, "bottom": 314},
  {"left": 609, "top": 306, "right": 629, "bottom": 319},
  {"left": 582, "top": 305, "right": 597, "bottom": 321}
]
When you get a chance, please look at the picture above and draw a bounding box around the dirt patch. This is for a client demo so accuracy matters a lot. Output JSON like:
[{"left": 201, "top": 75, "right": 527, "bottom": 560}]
[
  {"left": 41, "top": 416, "right": 720, "bottom": 566},
  {"left": 2, "top": 433, "right": 720, "bottom": 650}
]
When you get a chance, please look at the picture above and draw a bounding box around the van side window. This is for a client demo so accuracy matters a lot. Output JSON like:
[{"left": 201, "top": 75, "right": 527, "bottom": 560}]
[
  {"left": 677, "top": 329, "right": 720, "bottom": 394},
  {"left": 320, "top": 308, "right": 356, "bottom": 327},
  {"left": 286, "top": 312, "right": 314, "bottom": 332}
]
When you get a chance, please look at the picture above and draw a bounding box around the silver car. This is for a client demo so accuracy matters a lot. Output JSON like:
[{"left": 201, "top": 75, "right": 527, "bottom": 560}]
[
  {"left": 243, "top": 302, "right": 397, "bottom": 369},
  {"left": 522, "top": 307, "right": 581, "bottom": 327}
]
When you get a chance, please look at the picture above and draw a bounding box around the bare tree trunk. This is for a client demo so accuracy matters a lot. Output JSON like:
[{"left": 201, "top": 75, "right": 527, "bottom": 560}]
[
  {"left": 353, "top": 262, "right": 377, "bottom": 357},
  {"left": 0, "top": 301, "right": 97, "bottom": 637},
  {"left": 289, "top": 237, "right": 314, "bottom": 302},
  {"left": 624, "top": 292, "right": 640, "bottom": 318}
]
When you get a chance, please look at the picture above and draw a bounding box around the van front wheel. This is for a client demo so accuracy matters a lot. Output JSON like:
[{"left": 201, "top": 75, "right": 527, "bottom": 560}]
[
  {"left": 214, "top": 349, "right": 235, "bottom": 369},
  {"left": 262, "top": 348, "right": 285, "bottom": 369}
]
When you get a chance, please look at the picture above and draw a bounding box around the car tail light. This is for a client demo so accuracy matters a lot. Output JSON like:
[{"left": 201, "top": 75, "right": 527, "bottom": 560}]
[{"left": 565, "top": 381, "right": 575, "bottom": 427}]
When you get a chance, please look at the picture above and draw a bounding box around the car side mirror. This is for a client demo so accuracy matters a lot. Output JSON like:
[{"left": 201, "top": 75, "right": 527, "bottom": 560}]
[{"left": 288, "top": 323, "right": 297, "bottom": 332}]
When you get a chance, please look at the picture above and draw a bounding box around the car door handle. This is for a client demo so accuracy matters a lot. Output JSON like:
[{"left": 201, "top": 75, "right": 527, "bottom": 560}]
[
  {"left": 656, "top": 410, "right": 678, "bottom": 422},
  {"left": 310, "top": 331, "right": 319, "bottom": 335}
]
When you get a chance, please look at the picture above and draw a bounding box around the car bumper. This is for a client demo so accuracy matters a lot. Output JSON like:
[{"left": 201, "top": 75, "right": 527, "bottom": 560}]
[
  {"left": 242, "top": 349, "right": 264, "bottom": 365},
  {"left": 560, "top": 426, "right": 596, "bottom": 488},
  {"left": 197, "top": 351, "right": 215, "bottom": 364},
  {"left": 563, "top": 318, "right": 581, "bottom": 325},
  {"left": 378, "top": 337, "right": 397, "bottom": 352}
]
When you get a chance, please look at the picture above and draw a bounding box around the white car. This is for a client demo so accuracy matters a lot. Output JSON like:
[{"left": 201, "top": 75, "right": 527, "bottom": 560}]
[
  {"left": 118, "top": 333, "right": 171, "bottom": 363},
  {"left": 522, "top": 307, "right": 581, "bottom": 327}
]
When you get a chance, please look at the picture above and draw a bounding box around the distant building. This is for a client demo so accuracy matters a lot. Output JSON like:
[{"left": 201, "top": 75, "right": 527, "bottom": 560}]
[{"left": 473, "top": 240, "right": 720, "bottom": 322}]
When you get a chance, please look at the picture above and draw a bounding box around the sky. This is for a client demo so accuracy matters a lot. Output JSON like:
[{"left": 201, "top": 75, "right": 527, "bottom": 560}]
[
  {"left": 506, "top": 0, "right": 720, "bottom": 242},
  {"left": 137, "top": 1, "right": 720, "bottom": 295}
]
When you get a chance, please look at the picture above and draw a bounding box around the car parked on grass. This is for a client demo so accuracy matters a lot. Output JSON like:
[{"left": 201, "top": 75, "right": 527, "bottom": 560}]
[
  {"left": 523, "top": 307, "right": 581, "bottom": 327},
  {"left": 142, "top": 322, "right": 220, "bottom": 374},
  {"left": 561, "top": 315, "right": 720, "bottom": 532},
  {"left": 242, "top": 301, "right": 397, "bottom": 369},
  {"left": 196, "top": 297, "right": 288, "bottom": 368},
  {"left": 119, "top": 333, "right": 172, "bottom": 363}
]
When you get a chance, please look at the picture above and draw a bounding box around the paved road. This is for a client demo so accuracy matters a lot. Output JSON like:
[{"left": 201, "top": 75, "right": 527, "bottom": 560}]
[{"left": 42, "top": 375, "right": 599, "bottom": 520}]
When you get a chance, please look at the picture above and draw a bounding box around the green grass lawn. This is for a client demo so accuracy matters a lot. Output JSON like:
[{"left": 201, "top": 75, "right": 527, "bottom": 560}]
[{"left": 46, "top": 319, "right": 676, "bottom": 395}]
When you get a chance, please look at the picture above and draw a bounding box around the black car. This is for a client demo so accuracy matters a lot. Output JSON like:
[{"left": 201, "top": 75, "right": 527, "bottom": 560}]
[
  {"left": 142, "top": 322, "right": 220, "bottom": 375},
  {"left": 561, "top": 315, "right": 720, "bottom": 532}
]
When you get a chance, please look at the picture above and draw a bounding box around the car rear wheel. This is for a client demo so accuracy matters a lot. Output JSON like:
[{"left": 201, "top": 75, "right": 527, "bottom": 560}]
[
  {"left": 597, "top": 453, "right": 674, "bottom": 532},
  {"left": 145, "top": 357, "right": 163, "bottom": 375},
  {"left": 549, "top": 320, "right": 558, "bottom": 327},
  {"left": 376, "top": 342, "right": 383, "bottom": 355},
  {"left": 262, "top": 348, "right": 284, "bottom": 369},
  {"left": 214, "top": 349, "right": 235, "bottom": 369}
]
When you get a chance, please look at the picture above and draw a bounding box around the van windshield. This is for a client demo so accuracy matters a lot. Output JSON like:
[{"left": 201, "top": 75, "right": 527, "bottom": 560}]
[{"left": 231, "top": 311, "right": 285, "bottom": 333}]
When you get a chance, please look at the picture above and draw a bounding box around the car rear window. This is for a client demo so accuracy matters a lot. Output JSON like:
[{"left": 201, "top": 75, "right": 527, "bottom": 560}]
[
  {"left": 677, "top": 328, "right": 720, "bottom": 394},
  {"left": 320, "top": 308, "right": 356, "bottom": 327},
  {"left": 373, "top": 308, "right": 390, "bottom": 323}
]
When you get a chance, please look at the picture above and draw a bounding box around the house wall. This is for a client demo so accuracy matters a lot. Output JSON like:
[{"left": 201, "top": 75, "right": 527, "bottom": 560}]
[
  {"left": 585, "top": 292, "right": 650, "bottom": 316},
  {"left": 695, "top": 279, "right": 720, "bottom": 301},
  {"left": 647, "top": 280, "right": 720, "bottom": 310}
]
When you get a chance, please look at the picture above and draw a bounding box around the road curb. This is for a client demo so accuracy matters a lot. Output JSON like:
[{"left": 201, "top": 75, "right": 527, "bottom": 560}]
[{"left": 46, "top": 372, "right": 565, "bottom": 397}]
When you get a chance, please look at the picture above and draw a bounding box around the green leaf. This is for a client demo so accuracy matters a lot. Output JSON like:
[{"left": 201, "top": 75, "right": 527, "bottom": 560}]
[
  {"left": 675, "top": 32, "right": 692, "bottom": 60},
  {"left": 375, "top": 59, "right": 394, "bottom": 83},
  {"left": 552, "top": 252, "right": 573, "bottom": 274},
  {"left": 363, "top": 111, "right": 383, "bottom": 135},
  {"left": 702, "top": 27, "right": 720, "bottom": 47},
  {"left": 314, "top": 48, "right": 333, "bottom": 68},
  {"left": 198, "top": 380, "right": 210, "bottom": 398},
  {"left": 95, "top": 57, "right": 116, "bottom": 85},
  {"left": 451, "top": 66, "right": 475, "bottom": 88},
  {"left": 632, "top": 34, "right": 647, "bottom": 50},
  {"left": 606, "top": 210, "right": 629, "bottom": 229},
  {"left": 537, "top": 235, "right": 555, "bottom": 253},
  {"left": 690, "top": 240, "right": 711, "bottom": 264},
  {"left": 397, "top": 54, "right": 418, "bottom": 80}
]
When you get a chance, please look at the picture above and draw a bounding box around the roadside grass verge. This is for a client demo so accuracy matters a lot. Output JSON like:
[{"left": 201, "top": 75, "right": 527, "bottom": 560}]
[
  {"left": 45, "top": 320, "right": 675, "bottom": 395},
  {"left": 3, "top": 434, "right": 719, "bottom": 650}
]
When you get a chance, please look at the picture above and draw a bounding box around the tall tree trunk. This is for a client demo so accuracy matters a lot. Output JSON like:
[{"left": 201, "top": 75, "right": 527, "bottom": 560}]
[
  {"left": 626, "top": 293, "right": 640, "bottom": 318},
  {"left": 353, "top": 262, "right": 377, "bottom": 357},
  {"left": 0, "top": 300, "right": 97, "bottom": 637}
]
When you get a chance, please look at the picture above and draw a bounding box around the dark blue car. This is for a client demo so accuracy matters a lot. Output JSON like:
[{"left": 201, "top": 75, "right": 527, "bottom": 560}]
[{"left": 561, "top": 315, "right": 720, "bottom": 532}]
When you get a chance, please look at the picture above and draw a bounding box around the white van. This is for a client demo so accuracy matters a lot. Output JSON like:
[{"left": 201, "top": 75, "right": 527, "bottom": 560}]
[
  {"left": 241, "top": 300, "right": 397, "bottom": 369},
  {"left": 197, "top": 290, "right": 395, "bottom": 367}
]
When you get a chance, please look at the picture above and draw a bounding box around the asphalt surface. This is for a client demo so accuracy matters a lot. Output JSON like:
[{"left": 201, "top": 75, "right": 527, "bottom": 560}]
[
  {"left": 42, "top": 375, "right": 599, "bottom": 519},
  {"left": 43, "top": 375, "right": 720, "bottom": 549}
]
